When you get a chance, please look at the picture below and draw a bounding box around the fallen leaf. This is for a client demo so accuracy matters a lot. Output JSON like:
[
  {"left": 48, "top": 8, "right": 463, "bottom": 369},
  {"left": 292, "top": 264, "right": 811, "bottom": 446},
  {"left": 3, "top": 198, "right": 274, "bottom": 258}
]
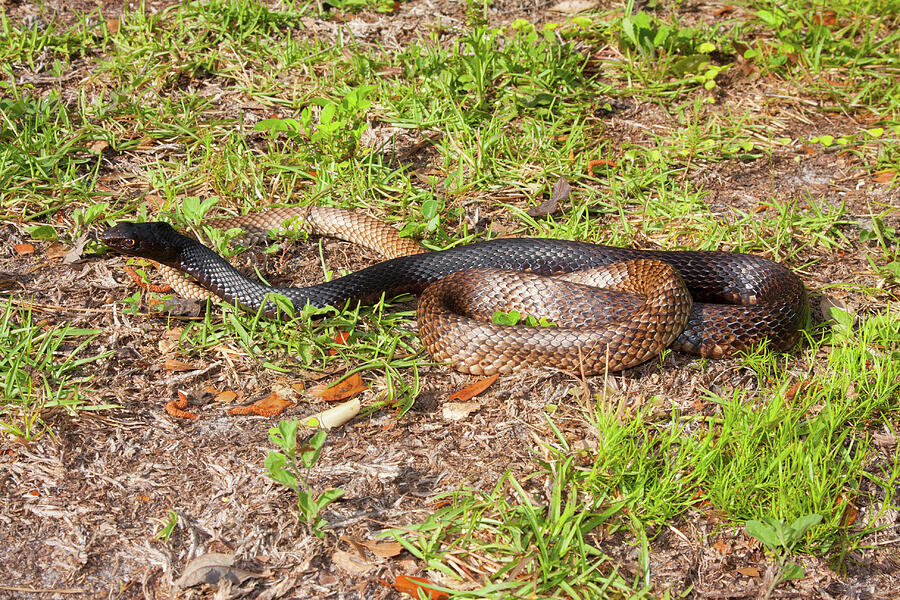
[
  {"left": 309, "top": 373, "right": 367, "bottom": 402},
  {"left": 442, "top": 402, "right": 482, "bottom": 421},
  {"left": 713, "top": 4, "right": 736, "bottom": 17},
  {"left": 165, "top": 359, "right": 197, "bottom": 372},
  {"left": 394, "top": 576, "right": 449, "bottom": 600},
  {"left": 89, "top": 139, "right": 109, "bottom": 154},
  {"left": 228, "top": 391, "right": 292, "bottom": 417},
  {"left": 356, "top": 539, "right": 403, "bottom": 558},
  {"left": 812, "top": 11, "right": 836, "bottom": 26},
  {"left": 62, "top": 234, "right": 89, "bottom": 264},
  {"left": 785, "top": 380, "right": 819, "bottom": 401},
  {"left": 586, "top": 158, "right": 617, "bottom": 177},
  {"left": 332, "top": 549, "right": 375, "bottom": 574},
  {"left": 527, "top": 176, "right": 570, "bottom": 217},
  {"left": 836, "top": 494, "right": 859, "bottom": 527},
  {"left": 873, "top": 170, "right": 896, "bottom": 183},
  {"left": 448, "top": 374, "right": 498, "bottom": 401},
  {"left": 215, "top": 390, "right": 238, "bottom": 404},
  {"left": 736, "top": 567, "right": 760, "bottom": 578},
  {"left": 165, "top": 390, "right": 198, "bottom": 420},
  {"left": 124, "top": 265, "right": 173, "bottom": 293},
  {"left": 13, "top": 243, "right": 34, "bottom": 256},
  {"left": 160, "top": 297, "right": 203, "bottom": 317},
  {"left": 106, "top": 18, "right": 120, "bottom": 34},
  {"left": 175, "top": 552, "right": 265, "bottom": 588},
  {"left": 328, "top": 331, "right": 351, "bottom": 355},
  {"left": 45, "top": 243, "right": 69, "bottom": 259}
]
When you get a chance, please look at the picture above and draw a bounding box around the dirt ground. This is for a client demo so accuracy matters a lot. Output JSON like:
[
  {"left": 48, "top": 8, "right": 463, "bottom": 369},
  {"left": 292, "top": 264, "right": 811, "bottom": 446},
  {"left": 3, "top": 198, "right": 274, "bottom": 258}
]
[{"left": 1, "top": 0, "right": 899, "bottom": 599}]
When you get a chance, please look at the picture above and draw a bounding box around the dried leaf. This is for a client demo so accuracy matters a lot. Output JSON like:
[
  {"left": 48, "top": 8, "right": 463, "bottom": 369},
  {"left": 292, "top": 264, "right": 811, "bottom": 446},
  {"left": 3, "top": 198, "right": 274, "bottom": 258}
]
[
  {"left": 394, "top": 576, "right": 449, "bottom": 600},
  {"left": 713, "top": 4, "right": 736, "bottom": 17},
  {"left": 586, "top": 158, "right": 617, "bottom": 177},
  {"left": 873, "top": 170, "right": 896, "bottom": 183},
  {"left": 228, "top": 392, "right": 292, "bottom": 417},
  {"left": 106, "top": 18, "right": 120, "bottom": 34},
  {"left": 735, "top": 567, "right": 760, "bottom": 578},
  {"left": 812, "top": 11, "right": 836, "bottom": 26},
  {"left": 328, "top": 331, "right": 351, "bottom": 355},
  {"left": 62, "top": 234, "right": 89, "bottom": 265},
  {"left": 13, "top": 243, "right": 34, "bottom": 256},
  {"left": 837, "top": 494, "right": 859, "bottom": 527},
  {"left": 165, "top": 391, "right": 197, "bottom": 420},
  {"left": 164, "top": 359, "right": 197, "bottom": 372},
  {"left": 332, "top": 550, "right": 375, "bottom": 574},
  {"left": 442, "top": 402, "right": 481, "bottom": 421},
  {"left": 45, "top": 243, "right": 69, "bottom": 259},
  {"left": 528, "top": 176, "right": 570, "bottom": 217},
  {"left": 89, "top": 139, "right": 109, "bottom": 154},
  {"left": 357, "top": 539, "right": 403, "bottom": 558},
  {"left": 785, "top": 380, "right": 819, "bottom": 401},
  {"left": 448, "top": 374, "right": 498, "bottom": 402},
  {"left": 175, "top": 552, "right": 265, "bottom": 588},
  {"left": 309, "top": 373, "right": 367, "bottom": 402},
  {"left": 215, "top": 390, "right": 238, "bottom": 404},
  {"left": 124, "top": 265, "right": 171, "bottom": 293}
]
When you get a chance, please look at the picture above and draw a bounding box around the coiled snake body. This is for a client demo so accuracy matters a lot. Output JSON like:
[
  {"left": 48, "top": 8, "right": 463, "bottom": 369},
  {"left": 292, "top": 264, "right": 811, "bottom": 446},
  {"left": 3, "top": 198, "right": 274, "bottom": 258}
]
[{"left": 101, "top": 207, "right": 808, "bottom": 375}]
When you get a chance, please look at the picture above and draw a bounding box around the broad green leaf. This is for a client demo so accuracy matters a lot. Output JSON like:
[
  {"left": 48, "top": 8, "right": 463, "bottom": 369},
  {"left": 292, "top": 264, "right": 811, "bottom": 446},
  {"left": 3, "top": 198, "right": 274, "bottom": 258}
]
[{"left": 745, "top": 520, "right": 779, "bottom": 550}]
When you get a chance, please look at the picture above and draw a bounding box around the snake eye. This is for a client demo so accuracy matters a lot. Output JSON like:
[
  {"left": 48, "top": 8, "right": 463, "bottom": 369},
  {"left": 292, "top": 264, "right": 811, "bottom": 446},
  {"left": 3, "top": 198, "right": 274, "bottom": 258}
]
[{"left": 124, "top": 239, "right": 136, "bottom": 248}]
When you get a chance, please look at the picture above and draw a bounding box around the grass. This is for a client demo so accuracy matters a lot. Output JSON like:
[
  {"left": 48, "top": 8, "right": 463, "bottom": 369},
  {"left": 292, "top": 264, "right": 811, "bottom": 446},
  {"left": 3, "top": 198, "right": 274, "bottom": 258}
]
[
  {"left": 0, "top": 302, "right": 115, "bottom": 439},
  {"left": 1, "top": 0, "right": 898, "bottom": 596}
]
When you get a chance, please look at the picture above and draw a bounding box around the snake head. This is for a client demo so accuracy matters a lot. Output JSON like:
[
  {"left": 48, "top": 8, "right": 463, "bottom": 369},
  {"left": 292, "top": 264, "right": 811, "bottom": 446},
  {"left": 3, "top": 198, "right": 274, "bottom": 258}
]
[{"left": 101, "top": 221, "right": 185, "bottom": 266}]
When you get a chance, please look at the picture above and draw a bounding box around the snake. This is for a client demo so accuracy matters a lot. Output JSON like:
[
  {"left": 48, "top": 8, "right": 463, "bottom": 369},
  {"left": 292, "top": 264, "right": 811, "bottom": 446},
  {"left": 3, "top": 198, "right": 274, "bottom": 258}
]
[{"left": 100, "top": 207, "right": 808, "bottom": 375}]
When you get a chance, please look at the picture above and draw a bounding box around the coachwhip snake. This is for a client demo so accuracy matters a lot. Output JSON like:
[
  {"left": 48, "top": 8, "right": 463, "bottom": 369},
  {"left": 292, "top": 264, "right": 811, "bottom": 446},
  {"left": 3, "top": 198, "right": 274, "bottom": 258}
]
[{"left": 101, "top": 207, "right": 808, "bottom": 375}]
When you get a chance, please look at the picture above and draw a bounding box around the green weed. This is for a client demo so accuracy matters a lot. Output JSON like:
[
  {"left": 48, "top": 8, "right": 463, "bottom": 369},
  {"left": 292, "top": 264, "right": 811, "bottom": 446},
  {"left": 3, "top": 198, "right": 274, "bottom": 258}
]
[{"left": 266, "top": 422, "right": 345, "bottom": 537}]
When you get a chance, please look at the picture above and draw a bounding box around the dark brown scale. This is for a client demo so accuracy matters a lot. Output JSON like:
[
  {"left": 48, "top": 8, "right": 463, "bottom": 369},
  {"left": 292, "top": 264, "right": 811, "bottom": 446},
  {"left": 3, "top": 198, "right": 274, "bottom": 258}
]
[{"left": 101, "top": 221, "right": 808, "bottom": 374}]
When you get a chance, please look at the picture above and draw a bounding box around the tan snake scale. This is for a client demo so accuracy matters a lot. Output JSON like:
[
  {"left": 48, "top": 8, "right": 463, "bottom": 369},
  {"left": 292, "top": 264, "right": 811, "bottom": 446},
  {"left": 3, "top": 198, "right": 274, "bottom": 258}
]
[{"left": 102, "top": 207, "right": 808, "bottom": 375}]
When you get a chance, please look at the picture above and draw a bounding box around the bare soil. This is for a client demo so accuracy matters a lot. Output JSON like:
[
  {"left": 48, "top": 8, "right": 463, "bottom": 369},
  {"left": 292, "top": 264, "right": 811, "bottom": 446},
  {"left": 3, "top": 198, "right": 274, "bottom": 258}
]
[{"left": 1, "top": 0, "right": 899, "bottom": 599}]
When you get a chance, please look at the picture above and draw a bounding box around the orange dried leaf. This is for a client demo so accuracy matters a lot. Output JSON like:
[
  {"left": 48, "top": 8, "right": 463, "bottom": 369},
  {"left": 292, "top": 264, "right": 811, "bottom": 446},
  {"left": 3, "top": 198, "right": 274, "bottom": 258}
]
[
  {"left": 329, "top": 331, "right": 351, "bottom": 355},
  {"left": 124, "top": 265, "right": 173, "bottom": 293},
  {"left": 713, "top": 4, "right": 736, "bottom": 17},
  {"left": 394, "top": 576, "right": 449, "bottom": 600},
  {"left": 14, "top": 243, "right": 34, "bottom": 256},
  {"left": 785, "top": 380, "right": 818, "bottom": 401},
  {"left": 309, "top": 373, "right": 367, "bottom": 402},
  {"left": 812, "top": 11, "right": 836, "bottom": 26},
  {"left": 228, "top": 392, "right": 292, "bottom": 417},
  {"left": 164, "top": 358, "right": 196, "bottom": 372},
  {"left": 873, "top": 170, "right": 896, "bottom": 183},
  {"left": 358, "top": 539, "right": 403, "bottom": 558},
  {"left": 89, "top": 139, "right": 109, "bottom": 154},
  {"left": 736, "top": 567, "right": 760, "bottom": 578},
  {"left": 586, "top": 158, "right": 617, "bottom": 177},
  {"left": 836, "top": 493, "right": 859, "bottom": 527},
  {"left": 165, "top": 391, "right": 198, "bottom": 419},
  {"left": 448, "top": 374, "right": 499, "bottom": 401},
  {"left": 215, "top": 390, "right": 238, "bottom": 404}
]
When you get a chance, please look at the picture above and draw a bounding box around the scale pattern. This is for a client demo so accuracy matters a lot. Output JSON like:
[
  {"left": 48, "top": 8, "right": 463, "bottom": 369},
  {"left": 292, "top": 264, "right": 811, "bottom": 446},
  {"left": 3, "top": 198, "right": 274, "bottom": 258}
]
[{"left": 101, "top": 215, "right": 808, "bottom": 374}]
